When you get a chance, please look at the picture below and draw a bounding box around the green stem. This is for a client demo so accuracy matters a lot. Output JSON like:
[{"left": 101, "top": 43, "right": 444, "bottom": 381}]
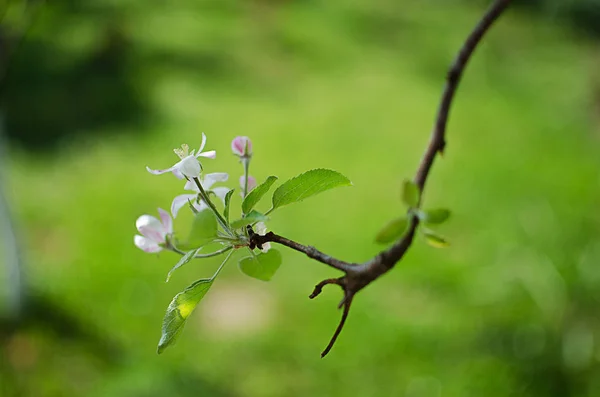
[
  {"left": 242, "top": 157, "right": 250, "bottom": 201},
  {"left": 211, "top": 249, "right": 235, "bottom": 279},
  {"left": 192, "top": 177, "right": 233, "bottom": 236},
  {"left": 169, "top": 244, "right": 233, "bottom": 259}
]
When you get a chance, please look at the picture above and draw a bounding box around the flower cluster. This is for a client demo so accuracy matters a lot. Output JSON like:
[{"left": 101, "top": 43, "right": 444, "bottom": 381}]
[
  {"left": 134, "top": 134, "right": 269, "bottom": 254},
  {"left": 134, "top": 131, "right": 353, "bottom": 354}
]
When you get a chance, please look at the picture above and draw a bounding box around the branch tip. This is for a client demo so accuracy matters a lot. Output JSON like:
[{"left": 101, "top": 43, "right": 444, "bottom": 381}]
[
  {"left": 321, "top": 295, "right": 354, "bottom": 358},
  {"left": 309, "top": 278, "right": 342, "bottom": 299}
]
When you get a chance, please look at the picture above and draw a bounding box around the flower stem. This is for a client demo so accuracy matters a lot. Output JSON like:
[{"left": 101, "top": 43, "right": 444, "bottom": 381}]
[
  {"left": 192, "top": 177, "right": 234, "bottom": 237},
  {"left": 211, "top": 249, "right": 235, "bottom": 279},
  {"left": 242, "top": 157, "right": 250, "bottom": 200}
]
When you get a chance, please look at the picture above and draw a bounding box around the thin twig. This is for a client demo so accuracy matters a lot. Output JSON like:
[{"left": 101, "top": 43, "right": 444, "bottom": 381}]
[
  {"left": 320, "top": 294, "right": 353, "bottom": 358},
  {"left": 249, "top": 0, "right": 512, "bottom": 357},
  {"left": 251, "top": 231, "right": 355, "bottom": 273}
]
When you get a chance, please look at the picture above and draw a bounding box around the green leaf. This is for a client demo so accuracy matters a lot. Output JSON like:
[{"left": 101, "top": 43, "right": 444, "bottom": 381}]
[
  {"left": 223, "top": 189, "right": 235, "bottom": 223},
  {"left": 375, "top": 217, "right": 408, "bottom": 244},
  {"left": 166, "top": 248, "right": 199, "bottom": 282},
  {"left": 238, "top": 249, "right": 282, "bottom": 281},
  {"left": 242, "top": 176, "right": 278, "bottom": 214},
  {"left": 187, "top": 210, "right": 217, "bottom": 247},
  {"left": 270, "top": 169, "right": 351, "bottom": 211},
  {"left": 157, "top": 278, "right": 213, "bottom": 354},
  {"left": 402, "top": 179, "right": 420, "bottom": 208},
  {"left": 423, "top": 229, "right": 450, "bottom": 248},
  {"left": 418, "top": 208, "right": 451, "bottom": 225},
  {"left": 230, "top": 210, "right": 268, "bottom": 230}
]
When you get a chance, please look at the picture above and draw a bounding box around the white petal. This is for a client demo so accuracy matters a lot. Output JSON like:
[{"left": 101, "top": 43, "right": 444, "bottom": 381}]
[
  {"left": 212, "top": 187, "right": 231, "bottom": 205},
  {"left": 193, "top": 201, "right": 209, "bottom": 213},
  {"left": 174, "top": 156, "right": 201, "bottom": 178},
  {"left": 184, "top": 179, "right": 199, "bottom": 192},
  {"left": 255, "top": 221, "right": 267, "bottom": 236},
  {"left": 197, "top": 150, "right": 216, "bottom": 159},
  {"left": 146, "top": 165, "right": 176, "bottom": 175},
  {"left": 134, "top": 235, "right": 163, "bottom": 253},
  {"left": 158, "top": 208, "right": 173, "bottom": 234},
  {"left": 203, "top": 172, "right": 229, "bottom": 190},
  {"left": 171, "top": 194, "right": 198, "bottom": 218},
  {"left": 136, "top": 215, "right": 166, "bottom": 243},
  {"left": 197, "top": 132, "right": 207, "bottom": 153},
  {"left": 172, "top": 168, "right": 185, "bottom": 179},
  {"left": 260, "top": 242, "right": 271, "bottom": 253}
]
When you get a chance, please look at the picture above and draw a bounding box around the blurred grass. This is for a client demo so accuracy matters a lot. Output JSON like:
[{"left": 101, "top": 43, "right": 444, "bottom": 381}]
[{"left": 3, "top": 0, "right": 600, "bottom": 396}]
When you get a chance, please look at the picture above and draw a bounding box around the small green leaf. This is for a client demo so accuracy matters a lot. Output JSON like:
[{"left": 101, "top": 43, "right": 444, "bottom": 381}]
[
  {"left": 402, "top": 179, "right": 420, "bottom": 208},
  {"left": 242, "top": 176, "right": 278, "bottom": 214},
  {"left": 418, "top": 208, "right": 451, "bottom": 224},
  {"left": 423, "top": 229, "right": 450, "bottom": 248},
  {"left": 270, "top": 169, "right": 351, "bottom": 212},
  {"left": 166, "top": 248, "right": 199, "bottom": 282},
  {"left": 187, "top": 210, "right": 217, "bottom": 247},
  {"left": 223, "top": 189, "right": 235, "bottom": 223},
  {"left": 238, "top": 249, "right": 282, "bottom": 281},
  {"left": 375, "top": 217, "right": 409, "bottom": 244},
  {"left": 230, "top": 210, "right": 268, "bottom": 230},
  {"left": 157, "top": 278, "right": 213, "bottom": 354}
]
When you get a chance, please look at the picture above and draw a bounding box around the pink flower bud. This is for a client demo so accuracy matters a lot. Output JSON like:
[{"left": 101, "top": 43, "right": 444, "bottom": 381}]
[{"left": 231, "top": 136, "right": 253, "bottom": 157}]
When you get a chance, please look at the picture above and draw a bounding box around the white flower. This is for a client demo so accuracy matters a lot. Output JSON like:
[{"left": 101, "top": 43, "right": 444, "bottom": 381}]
[
  {"left": 254, "top": 222, "right": 271, "bottom": 252},
  {"left": 146, "top": 133, "right": 216, "bottom": 179},
  {"left": 171, "top": 172, "right": 230, "bottom": 218},
  {"left": 134, "top": 208, "right": 173, "bottom": 253}
]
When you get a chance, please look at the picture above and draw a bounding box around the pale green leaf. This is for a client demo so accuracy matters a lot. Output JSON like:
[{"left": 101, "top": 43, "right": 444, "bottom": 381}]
[
  {"left": 402, "top": 179, "right": 420, "bottom": 208},
  {"left": 418, "top": 208, "right": 451, "bottom": 225},
  {"left": 375, "top": 217, "right": 408, "bottom": 244},
  {"left": 242, "top": 176, "right": 278, "bottom": 214},
  {"left": 423, "top": 229, "right": 450, "bottom": 248},
  {"left": 223, "top": 189, "right": 235, "bottom": 223},
  {"left": 270, "top": 169, "right": 351, "bottom": 211},
  {"left": 157, "top": 278, "right": 213, "bottom": 354},
  {"left": 187, "top": 210, "right": 217, "bottom": 247},
  {"left": 166, "top": 248, "right": 199, "bottom": 282},
  {"left": 230, "top": 210, "right": 268, "bottom": 230},
  {"left": 238, "top": 249, "right": 282, "bottom": 281}
]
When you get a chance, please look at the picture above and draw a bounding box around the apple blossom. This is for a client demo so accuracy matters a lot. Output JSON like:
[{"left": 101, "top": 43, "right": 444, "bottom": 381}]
[
  {"left": 134, "top": 208, "right": 173, "bottom": 253},
  {"left": 171, "top": 172, "right": 230, "bottom": 218},
  {"left": 146, "top": 133, "right": 216, "bottom": 178},
  {"left": 231, "top": 136, "right": 253, "bottom": 157}
]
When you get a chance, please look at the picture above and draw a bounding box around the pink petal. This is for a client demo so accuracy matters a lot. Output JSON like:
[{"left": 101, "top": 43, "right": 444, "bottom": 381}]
[
  {"left": 134, "top": 235, "right": 163, "bottom": 253},
  {"left": 171, "top": 194, "right": 198, "bottom": 218},
  {"left": 158, "top": 208, "right": 173, "bottom": 234},
  {"left": 231, "top": 136, "right": 252, "bottom": 156},
  {"left": 240, "top": 175, "right": 257, "bottom": 192},
  {"left": 136, "top": 215, "right": 165, "bottom": 243}
]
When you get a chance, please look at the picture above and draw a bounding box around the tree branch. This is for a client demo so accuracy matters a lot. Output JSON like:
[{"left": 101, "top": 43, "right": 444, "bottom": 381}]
[{"left": 250, "top": 0, "right": 512, "bottom": 357}]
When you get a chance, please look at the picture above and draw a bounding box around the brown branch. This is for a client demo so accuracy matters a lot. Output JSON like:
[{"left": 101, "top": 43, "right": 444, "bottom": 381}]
[
  {"left": 250, "top": 231, "right": 355, "bottom": 273},
  {"left": 250, "top": 0, "right": 512, "bottom": 357}
]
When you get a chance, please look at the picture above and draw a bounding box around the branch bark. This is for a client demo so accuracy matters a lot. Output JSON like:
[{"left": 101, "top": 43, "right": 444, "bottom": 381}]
[{"left": 250, "top": 0, "right": 512, "bottom": 357}]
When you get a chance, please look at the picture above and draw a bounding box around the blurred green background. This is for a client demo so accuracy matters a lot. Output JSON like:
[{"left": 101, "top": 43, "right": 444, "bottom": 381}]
[{"left": 2, "top": 0, "right": 600, "bottom": 396}]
